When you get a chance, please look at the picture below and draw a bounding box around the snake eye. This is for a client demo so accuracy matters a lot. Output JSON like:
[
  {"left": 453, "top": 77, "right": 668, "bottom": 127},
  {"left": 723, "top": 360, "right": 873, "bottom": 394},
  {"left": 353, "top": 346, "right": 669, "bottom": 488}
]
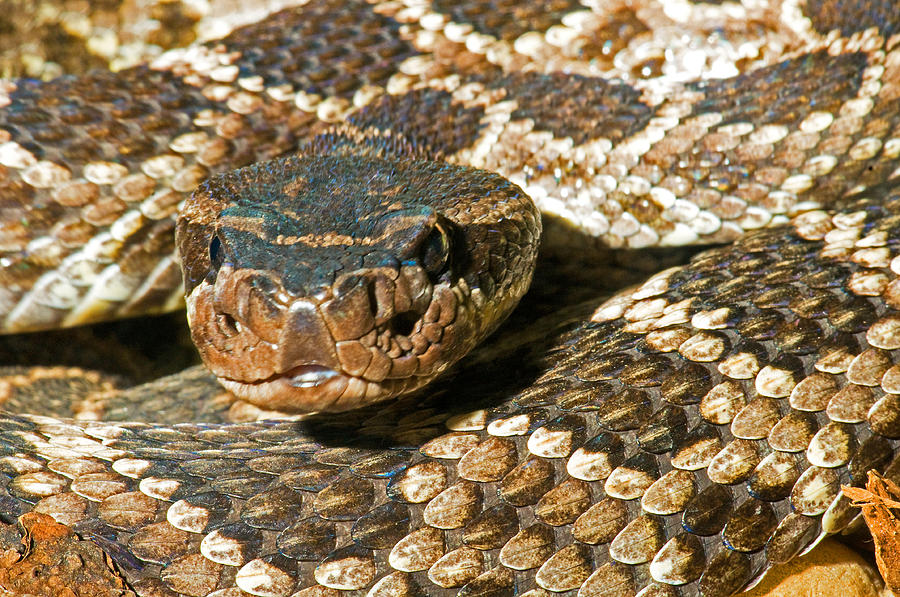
[
  {"left": 421, "top": 221, "right": 450, "bottom": 278},
  {"left": 209, "top": 235, "right": 224, "bottom": 271}
]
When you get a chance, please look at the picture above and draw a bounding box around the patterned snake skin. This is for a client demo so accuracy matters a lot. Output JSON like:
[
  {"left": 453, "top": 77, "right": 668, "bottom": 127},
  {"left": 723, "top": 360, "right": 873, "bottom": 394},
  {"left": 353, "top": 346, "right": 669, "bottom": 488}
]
[{"left": 2, "top": 0, "right": 900, "bottom": 595}]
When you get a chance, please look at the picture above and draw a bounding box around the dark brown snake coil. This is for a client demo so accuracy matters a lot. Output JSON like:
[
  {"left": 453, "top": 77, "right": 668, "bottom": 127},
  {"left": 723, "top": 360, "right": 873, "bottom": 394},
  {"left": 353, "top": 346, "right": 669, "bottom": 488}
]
[{"left": 1, "top": 0, "right": 900, "bottom": 595}]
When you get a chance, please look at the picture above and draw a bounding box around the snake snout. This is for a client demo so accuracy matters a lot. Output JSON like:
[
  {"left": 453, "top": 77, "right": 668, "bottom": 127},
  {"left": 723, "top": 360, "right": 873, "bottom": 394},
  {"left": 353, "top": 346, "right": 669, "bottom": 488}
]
[
  {"left": 278, "top": 299, "right": 342, "bottom": 373},
  {"left": 323, "top": 267, "right": 432, "bottom": 342}
]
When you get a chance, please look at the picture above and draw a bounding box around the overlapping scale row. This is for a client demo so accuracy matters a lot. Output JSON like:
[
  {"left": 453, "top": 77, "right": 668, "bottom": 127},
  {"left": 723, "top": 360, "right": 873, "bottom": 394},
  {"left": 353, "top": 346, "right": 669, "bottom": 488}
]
[{"left": 3, "top": 189, "right": 900, "bottom": 596}]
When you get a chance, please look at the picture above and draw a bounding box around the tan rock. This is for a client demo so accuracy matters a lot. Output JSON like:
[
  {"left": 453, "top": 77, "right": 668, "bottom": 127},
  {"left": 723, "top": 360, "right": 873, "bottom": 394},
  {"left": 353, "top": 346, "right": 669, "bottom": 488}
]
[{"left": 746, "top": 538, "right": 885, "bottom": 597}]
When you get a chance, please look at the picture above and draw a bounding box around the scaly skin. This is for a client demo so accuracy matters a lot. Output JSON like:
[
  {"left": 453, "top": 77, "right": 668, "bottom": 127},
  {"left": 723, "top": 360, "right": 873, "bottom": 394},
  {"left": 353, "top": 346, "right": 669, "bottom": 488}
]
[{"left": 0, "top": 1, "right": 899, "bottom": 596}]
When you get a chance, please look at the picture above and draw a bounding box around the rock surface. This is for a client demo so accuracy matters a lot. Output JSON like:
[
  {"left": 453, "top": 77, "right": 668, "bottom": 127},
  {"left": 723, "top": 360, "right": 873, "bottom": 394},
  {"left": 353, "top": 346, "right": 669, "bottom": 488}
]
[{"left": 747, "top": 538, "right": 885, "bottom": 597}]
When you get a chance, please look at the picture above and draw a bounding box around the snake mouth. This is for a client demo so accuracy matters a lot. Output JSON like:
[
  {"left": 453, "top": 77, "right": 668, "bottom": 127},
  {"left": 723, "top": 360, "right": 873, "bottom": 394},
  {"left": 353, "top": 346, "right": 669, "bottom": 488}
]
[
  {"left": 230, "top": 364, "right": 341, "bottom": 390},
  {"left": 218, "top": 367, "right": 357, "bottom": 412},
  {"left": 219, "top": 363, "right": 448, "bottom": 412},
  {"left": 284, "top": 365, "right": 340, "bottom": 388}
]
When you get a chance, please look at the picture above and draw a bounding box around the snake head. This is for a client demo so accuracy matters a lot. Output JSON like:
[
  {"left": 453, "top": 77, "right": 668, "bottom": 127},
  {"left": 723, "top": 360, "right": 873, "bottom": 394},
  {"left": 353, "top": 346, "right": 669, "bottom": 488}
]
[{"left": 175, "top": 154, "right": 540, "bottom": 412}]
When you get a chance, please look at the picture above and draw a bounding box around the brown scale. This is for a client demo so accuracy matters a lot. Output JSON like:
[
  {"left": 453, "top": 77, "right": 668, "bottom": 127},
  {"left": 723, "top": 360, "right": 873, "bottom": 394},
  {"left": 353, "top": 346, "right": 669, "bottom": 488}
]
[
  {"left": 806, "top": 0, "right": 900, "bottom": 37},
  {"left": 430, "top": 0, "right": 583, "bottom": 41},
  {"left": 222, "top": 0, "right": 418, "bottom": 98},
  {"left": 345, "top": 89, "right": 488, "bottom": 158},
  {"left": 0, "top": 0, "right": 204, "bottom": 80},
  {"left": 688, "top": 52, "right": 866, "bottom": 128},
  {"left": 490, "top": 72, "right": 654, "bottom": 145},
  {"left": 577, "top": 7, "right": 650, "bottom": 68}
]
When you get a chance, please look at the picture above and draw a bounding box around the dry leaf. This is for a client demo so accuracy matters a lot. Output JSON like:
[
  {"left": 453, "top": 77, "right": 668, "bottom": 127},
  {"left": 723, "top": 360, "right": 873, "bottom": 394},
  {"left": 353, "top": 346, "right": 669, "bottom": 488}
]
[
  {"left": 843, "top": 470, "right": 900, "bottom": 593},
  {"left": 0, "top": 513, "right": 135, "bottom": 597}
]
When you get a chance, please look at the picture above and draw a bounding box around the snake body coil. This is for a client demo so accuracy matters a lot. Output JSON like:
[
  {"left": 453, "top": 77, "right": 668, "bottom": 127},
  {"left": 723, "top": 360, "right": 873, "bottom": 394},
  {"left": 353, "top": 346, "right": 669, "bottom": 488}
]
[{"left": 1, "top": 0, "right": 900, "bottom": 595}]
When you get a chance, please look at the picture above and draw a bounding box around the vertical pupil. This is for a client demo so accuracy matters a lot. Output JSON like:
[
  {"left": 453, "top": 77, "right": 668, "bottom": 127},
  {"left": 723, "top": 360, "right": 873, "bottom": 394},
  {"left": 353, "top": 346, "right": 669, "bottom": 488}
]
[
  {"left": 209, "top": 236, "right": 222, "bottom": 267},
  {"left": 423, "top": 227, "right": 448, "bottom": 274}
]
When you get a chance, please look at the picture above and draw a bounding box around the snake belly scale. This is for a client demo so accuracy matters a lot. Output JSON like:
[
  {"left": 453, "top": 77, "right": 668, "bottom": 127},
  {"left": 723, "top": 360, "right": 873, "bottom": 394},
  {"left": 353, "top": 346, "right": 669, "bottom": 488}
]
[{"left": 1, "top": 0, "right": 900, "bottom": 595}]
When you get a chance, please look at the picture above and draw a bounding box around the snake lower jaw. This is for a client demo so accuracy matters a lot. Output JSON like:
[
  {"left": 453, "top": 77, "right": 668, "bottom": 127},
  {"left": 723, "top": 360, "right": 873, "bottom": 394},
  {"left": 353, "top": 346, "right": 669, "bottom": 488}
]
[{"left": 216, "top": 364, "right": 440, "bottom": 412}]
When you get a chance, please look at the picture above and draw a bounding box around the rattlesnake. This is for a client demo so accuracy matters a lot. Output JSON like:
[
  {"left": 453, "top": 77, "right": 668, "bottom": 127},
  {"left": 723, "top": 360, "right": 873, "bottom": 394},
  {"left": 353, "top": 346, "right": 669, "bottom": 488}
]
[{"left": 1, "top": 0, "right": 900, "bottom": 595}]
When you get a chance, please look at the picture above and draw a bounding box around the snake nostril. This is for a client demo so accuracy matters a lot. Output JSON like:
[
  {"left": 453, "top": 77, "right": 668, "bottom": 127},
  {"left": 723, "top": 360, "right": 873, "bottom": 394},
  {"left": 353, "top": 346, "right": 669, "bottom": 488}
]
[{"left": 216, "top": 312, "right": 241, "bottom": 337}]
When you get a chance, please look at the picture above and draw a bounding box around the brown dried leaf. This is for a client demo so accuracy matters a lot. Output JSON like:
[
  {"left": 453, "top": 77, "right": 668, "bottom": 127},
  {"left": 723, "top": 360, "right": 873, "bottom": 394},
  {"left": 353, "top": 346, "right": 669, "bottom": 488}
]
[
  {"left": 0, "top": 512, "right": 135, "bottom": 597},
  {"left": 842, "top": 470, "right": 900, "bottom": 592}
]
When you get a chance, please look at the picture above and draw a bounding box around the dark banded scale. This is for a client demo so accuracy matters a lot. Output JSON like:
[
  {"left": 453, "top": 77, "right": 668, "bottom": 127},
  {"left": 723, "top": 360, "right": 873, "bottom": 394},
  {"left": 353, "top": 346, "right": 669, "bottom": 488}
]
[{"left": 0, "top": 0, "right": 899, "bottom": 596}]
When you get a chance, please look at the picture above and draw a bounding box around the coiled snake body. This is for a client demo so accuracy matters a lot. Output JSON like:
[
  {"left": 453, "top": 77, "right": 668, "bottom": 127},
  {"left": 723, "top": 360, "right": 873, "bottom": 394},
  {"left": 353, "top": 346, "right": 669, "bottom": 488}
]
[{"left": 1, "top": 0, "right": 900, "bottom": 595}]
